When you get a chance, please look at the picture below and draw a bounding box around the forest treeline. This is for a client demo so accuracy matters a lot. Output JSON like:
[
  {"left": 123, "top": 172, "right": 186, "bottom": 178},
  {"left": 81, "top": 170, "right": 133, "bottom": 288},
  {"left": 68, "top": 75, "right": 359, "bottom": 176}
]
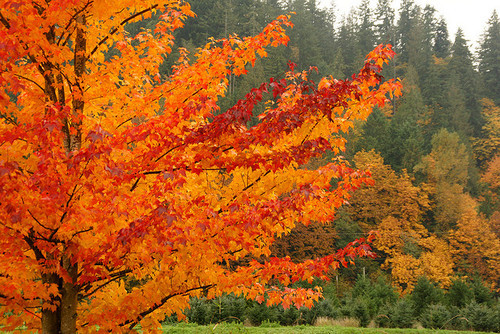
[{"left": 127, "top": 0, "right": 500, "bottom": 293}]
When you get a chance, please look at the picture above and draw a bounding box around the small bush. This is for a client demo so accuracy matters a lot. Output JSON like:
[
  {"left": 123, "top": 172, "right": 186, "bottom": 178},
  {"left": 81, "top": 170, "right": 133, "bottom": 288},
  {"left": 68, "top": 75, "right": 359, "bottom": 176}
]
[
  {"left": 374, "top": 310, "right": 392, "bottom": 328},
  {"left": 208, "top": 294, "right": 247, "bottom": 324},
  {"left": 470, "top": 279, "right": 494, "bottom": 305},
  {"left": 245, "top": 302, "right": 278, "bottom": 326},
  {"left": 278, "top": 305, "right": 299, "bottom": 326},
  {"left": 299, "top": 306, "right": 319, "bottom": 325},
  {"left": 367, "top": 276, "right": 398, "bottom": 316},
  {"left": 420, "top": 304, "right": 452, "bottom": 329},
  {"left": 391, "top": 298, "right": 415, "bottom": 328},
  {"left": 462, "top": 301, "right": 499, "bottom": 332},
  {"left": 446, "top": 278, "right": 473, "bottom": 308},
  {"left": 186, "top": 297, "right": 210, "bottom": 325},
  {"left": 411, "top": 276, "right": 444, "bottom": 317},
  {"left": 314, "top": 298, "right": 336, "bottom": 319},
  {"left": 375, "top": 298, "right": 414, "bottom": 329},
  {"left": 352, "top": 299, "right": 371, "bottom": 327},
  {"left": 351, "top": 275, "right": 372, "bottom": 299},
  {"left": 445, "top": 306, "right": 468, "bottom": 331}
]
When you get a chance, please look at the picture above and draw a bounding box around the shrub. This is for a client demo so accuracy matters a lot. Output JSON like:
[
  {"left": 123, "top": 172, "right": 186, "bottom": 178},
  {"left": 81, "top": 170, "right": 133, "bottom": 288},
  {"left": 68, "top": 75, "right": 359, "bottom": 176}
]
[
  {"left": 186, "top": 297, "right": 210, "bottom": 325},
  {"left": 462, "top": 301, "right": 499, "bottom": 332},
  {"left": 420, "top": 304, "right": 452, "bottom": 329},
  {"left": 246, "top": 302, "right": 279, "bottom": 326},
  {"left": 376, "top": 298, "right": 415, "bottom": 329},
  {"left": 208, "top": 294, "right": 247, "bottom": 323},
  {"left": 299, "top": 306, "right": 320, "bottom": 325},
  {"left": 352, "top": 299, "right": 371, "bottom": 327},
  {"left": 315, "top": 298, "right": 342, "bottom": 319},
  {"left": 411, "top": 276, "right": 444, "bottom": 317},
  {"left": 390, "top": 298, "right": 415, "bottom": 328},
  {"left": 367, "top": 276, "right": 399, "bottom": 316},
  {"left": 351, "top": 275, "right": 372, "bottom": 299},
  {"left": 446, "top": 278, "right": 473, "bottom": 308},
  {"left": 446, "top": 306, "right": 468, "bottom": 331},
  {"left": 374, "top": 308, "right": 392, "bottom": 328},
  {"left": 470, "top": 279, "right": 494, "bottom": 305},
  {"left": 277, "top": 305, "right": 300, "bottom": 326}
]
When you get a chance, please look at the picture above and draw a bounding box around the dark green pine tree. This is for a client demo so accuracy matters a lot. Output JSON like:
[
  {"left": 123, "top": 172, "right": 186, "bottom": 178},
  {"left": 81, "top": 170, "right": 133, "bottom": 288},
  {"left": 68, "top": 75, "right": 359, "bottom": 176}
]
[
  {"left": 449, "top": 29, "right": 483, "bottom": 137},
  {"left": 386, "top": 65, "right": 426, "bottom": 172},
  {"left": 305, "top": 0, "right": 337, "bottom": 75},
  {"left": 422, "top": 5, "right": 437, "bottom": 48},
  {"left": 433, "top": 17, "right": 451, "bottom": 58},
  {"left": 374, "top": 0, "right": 395, "bottom": 45},
  {"left": 478, "top": 10, "right": 500, "bottom": 105},
  {"left": 355, "top": 0, "right": 376, "bottom": 56},
  {"left": 373, "top": 0, "right": 397, "bottom": 102},
  {"left": 413, "top": 5, "right": 439, "bottom": 106},
  {"left": 336, "top": 14, "right": 363, "bottom": 77},
  {"left": 352, "top": 108, "right": 390, "bottom": 157},
  {"left": 284, "top": 0, "right": 324, "bottom": 74},
  {"left": 396, "top": 0, "right": 417, "bottom": 63}
]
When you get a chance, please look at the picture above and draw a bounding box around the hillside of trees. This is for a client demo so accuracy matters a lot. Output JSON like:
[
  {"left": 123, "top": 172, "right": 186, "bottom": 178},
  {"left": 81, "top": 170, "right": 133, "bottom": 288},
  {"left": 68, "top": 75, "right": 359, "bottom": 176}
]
[{"left": 127, "top": 0, "right": 500, "bottom": 293}]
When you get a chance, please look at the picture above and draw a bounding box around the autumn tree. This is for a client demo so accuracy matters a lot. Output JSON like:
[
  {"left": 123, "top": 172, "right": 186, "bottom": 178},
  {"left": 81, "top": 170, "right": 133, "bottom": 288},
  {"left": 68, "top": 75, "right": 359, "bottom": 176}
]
[
  {"left": 0, "top": 1, "right": 400, "bottom": 333},
  {"left": 349, "top": 151, "right": 453, "bottom": 293},
  {"left": 448, "top": 195, "right": 500, "bottom": 288},
  {"left": 474, "top": 98, "right": 500, "bottom": 169},
  {"left": 415, "top": 129, "right": 471, "bottom": 231}
]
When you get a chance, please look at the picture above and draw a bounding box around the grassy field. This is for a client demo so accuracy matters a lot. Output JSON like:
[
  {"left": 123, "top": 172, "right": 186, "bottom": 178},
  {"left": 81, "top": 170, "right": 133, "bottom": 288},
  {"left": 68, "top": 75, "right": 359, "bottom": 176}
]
[{"left": 160, "top": 322, "right": 496, "bottom": 334}]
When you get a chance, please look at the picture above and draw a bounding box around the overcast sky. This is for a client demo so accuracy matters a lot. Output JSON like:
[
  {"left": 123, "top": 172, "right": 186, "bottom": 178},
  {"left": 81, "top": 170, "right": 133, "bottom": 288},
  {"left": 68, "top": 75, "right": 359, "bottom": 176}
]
[{"left": 320, "top": 0, "right": 499, "bottom": 51}]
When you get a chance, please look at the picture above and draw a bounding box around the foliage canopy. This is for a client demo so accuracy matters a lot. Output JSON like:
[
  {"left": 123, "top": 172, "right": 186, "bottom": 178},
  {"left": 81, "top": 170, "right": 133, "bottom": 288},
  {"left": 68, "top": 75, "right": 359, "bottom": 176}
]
[{"left": 0, "top": 1, "right": 400, "bottom": 332}]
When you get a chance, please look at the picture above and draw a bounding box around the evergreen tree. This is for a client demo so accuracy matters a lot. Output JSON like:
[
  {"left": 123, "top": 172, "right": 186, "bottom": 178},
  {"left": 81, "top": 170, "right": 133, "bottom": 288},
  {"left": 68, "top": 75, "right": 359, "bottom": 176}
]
[
  {"left": 336, "top": 14, "right": 363, "bottom": 76},
  {"left": 356, "top": 0, "right": 376, "bottom": 56},
  {"left": 449, "top": 29, "right": 483, "bottom": 137},
  {"left": 396, "top": 0, "right": 417, "bottom": 63},
  {"left": 433, "top": 18, "right": 451, "bottom": 58},
  {"left": 285, "top": 0, "right": 328, "bottom": 75},
  {"left": 478, "top": 10, "right": 500, "bottom": 105},
  {"left": 386, "top": 66, "right": 426, "bottom": 172},
  {"left": 407, "top": 6, "right": 434, "bottom": 104},
  {"left": 354, "top": 108, "right": 390, "bottom": 155},
  {"left": 374, "top": 0, "right": 395, "bottom": 44}
]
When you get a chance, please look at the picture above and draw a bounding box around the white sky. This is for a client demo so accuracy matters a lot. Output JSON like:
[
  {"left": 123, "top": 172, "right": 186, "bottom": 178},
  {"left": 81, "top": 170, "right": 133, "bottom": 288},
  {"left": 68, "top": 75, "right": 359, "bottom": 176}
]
[{"left": 320, "top": 0, "right": 499, "bottom": 51}]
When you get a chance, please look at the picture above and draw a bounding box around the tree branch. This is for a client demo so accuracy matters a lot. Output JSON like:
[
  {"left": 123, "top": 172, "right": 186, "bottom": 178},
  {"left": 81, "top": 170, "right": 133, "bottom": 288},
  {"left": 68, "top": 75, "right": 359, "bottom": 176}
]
[
  {"left": 12, "top": 74, "right": 44, "bottom": 92},
  {"left": 79, "top": 269, "right": 132, "bottom": 299},
  {"left": 121, "top": 284, "right": 216, "bottom": 330},
  {"left": 23, "top": 230, "right": 45, "bottom": 261},
  {"left": 88, "top": 4, "right": 159, "bottom": 59},
  {"left": 57, "top": 1, "right": 94, "bottom": 46}
]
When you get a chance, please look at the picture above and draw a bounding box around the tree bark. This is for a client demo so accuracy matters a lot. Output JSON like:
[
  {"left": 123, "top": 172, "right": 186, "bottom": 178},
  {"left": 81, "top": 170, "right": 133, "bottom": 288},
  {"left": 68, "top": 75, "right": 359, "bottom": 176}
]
[
  {"left": 60, "top": 258, "right": 78, "bottom": 334},
  {"left": 41, "top": 272, "right": 61, "bottom": 334}
]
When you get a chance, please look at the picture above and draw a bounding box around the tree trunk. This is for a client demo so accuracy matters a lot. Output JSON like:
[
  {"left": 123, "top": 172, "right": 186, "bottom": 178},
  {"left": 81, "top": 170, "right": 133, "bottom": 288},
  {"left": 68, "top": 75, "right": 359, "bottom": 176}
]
[
  {"left": 61, "top": 258, "right": 78, "bottom": 334},
  {"left": 41, "top": 11, "right": 86, "bottom": 333},
  {"left": 40, "top": 259, "right": 79, "bottom": 334},
  {"left": 41, "top": 273, "right": 61, "bottom": 334}
]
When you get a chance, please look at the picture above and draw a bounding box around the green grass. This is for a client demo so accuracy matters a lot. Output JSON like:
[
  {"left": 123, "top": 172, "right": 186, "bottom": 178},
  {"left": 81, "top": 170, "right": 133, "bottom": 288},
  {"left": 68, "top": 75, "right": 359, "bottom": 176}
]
[{"left": 160, "top": 322, "right": 496, "bottom": 334}]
